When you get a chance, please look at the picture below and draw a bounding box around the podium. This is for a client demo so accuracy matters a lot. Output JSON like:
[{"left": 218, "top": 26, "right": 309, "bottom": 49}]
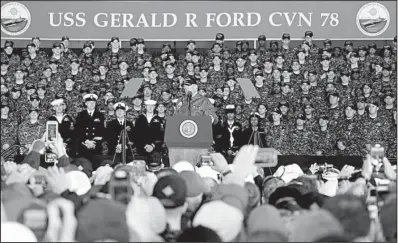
[{"left": 164, "top": 116, "right": 213, "bottom": 167}]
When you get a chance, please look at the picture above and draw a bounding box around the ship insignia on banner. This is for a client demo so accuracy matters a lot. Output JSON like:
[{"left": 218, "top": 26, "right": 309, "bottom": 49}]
[
  {"left": 180, "top": 120, "right": 198, "bottom": 138},
  {"left": 1, "top": 2, "right": 31, "bottom": 36},
  {"left": 356, "top": 2, "right": 390, "bottom": 36}
]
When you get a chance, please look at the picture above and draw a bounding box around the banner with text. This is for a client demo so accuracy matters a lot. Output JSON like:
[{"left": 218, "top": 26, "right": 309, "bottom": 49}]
[{"left": 1, "top": 1, "right": 396, "bottom": 40}]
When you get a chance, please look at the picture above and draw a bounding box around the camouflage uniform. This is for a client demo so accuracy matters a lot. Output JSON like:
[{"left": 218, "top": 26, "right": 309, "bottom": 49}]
[
  {"left": 286, "top": 127, "right": 313, "bottom": 155},
  {"left": 18, "top": 119, "right": 45, "bottom": 146},
  {"left": 1, "top": 116, "right": 18, "bottom": 148},
  {"left": 311, "top": 125, "right": 338, "bottom": 155},
  {"left": 265, "top": 123, "right": 291, "bottom": 155},
  {"left": 335, "top": 117, "right": 362, "bottom": 156}
]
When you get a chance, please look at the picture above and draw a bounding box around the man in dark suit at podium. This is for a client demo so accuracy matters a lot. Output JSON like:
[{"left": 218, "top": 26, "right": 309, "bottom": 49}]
[
  {"left": 175, "top": 78, "right": 218, "bottom": 124},
  {"left": 75, "top": 93, "right": 105, "bottom": 169},
  {"left": 105, "top": 102, "right": 135, "bottom": 163}
]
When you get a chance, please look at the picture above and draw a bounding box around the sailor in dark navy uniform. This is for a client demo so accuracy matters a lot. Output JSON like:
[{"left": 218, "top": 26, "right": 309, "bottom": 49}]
[
  {"left": 47, "top": 97, "right": 75, "bottom": 156},
  {"left": 214, "top": 104, "right": 243, "bottom": 156},
  {"left": 75, "top": 93, "right": 105, "bottom": 169},
  {"left": 105, "top": 102, "right": 135, "bottom": 163},
  {"left": 134, "top": 99, "right": 163, "bottom": 160}
]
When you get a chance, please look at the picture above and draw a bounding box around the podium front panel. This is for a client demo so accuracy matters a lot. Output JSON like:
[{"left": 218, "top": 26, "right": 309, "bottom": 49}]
[{"left": 164, "top": 116, "right": 213, "bottom": 148}]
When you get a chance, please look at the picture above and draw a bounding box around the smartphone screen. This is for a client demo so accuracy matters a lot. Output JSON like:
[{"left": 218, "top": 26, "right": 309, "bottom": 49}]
[{"left": 47, "top": 123, "right": 57, "bottom": 141}]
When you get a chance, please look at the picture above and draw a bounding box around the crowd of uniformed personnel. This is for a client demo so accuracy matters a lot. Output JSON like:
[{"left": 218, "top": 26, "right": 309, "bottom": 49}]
[{"left": 1, "top": 31, "right": 397, "bottom": 167}]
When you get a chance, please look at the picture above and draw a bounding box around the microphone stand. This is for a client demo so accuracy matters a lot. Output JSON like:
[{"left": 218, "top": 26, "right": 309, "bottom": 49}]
[
  {"left": 188, "top": 94, "right": 192, "bottom": 116},
  {"left": 122, "top": 114, "right": 126, "bottom": 164},
  {"left": 113, "top": 114, "right": 135, "bottom": 165}
]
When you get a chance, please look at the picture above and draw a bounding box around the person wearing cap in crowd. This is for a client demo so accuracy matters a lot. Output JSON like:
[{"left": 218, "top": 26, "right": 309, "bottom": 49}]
[
  {"left": 126, "top": 38, "right": 138, "bottom": 64},
  {"left": 311, "top": 114, "right": 338, "bottom": 155},
  {"left": 134, "top": 99, "right": 164, "bottom": 161},
  {"left": 13, "top": 66, "right": 26, "bottom": 87},
  {"left": 268, "top": 40, "right": 279, "bottom": 57},
  {"left": 379, "top": 90, "right": 396, "bottom": 125},
  {"left": 161, "top": 63, "right": 177, "bottom": 84},
  {"left": 335, "top": 102, "right": 362, "bottom": 156},
  {"left": 330, "top": 46, "right": 345, "bottom": 72},
  {"left": 247, "top": 50, "right": 260, "bottom": 71},
  {"left": 47, "top": 97, "right": 75, "bottom": 156},
  {"left": 235, "top": 54, "right": 251, "bottom": 79},
  {"left": 343, "top": 40, "right": 354, "bottom": 57},
  {"left": 323, "top": 91, "right": 344, "bottom": 125},
  {"left": 158, "top": 89, "right": 174, "bottom": 116},
  {"left": 105, "top": 102, "right": 135, "bottom": 163},
  {"left": 19, "top": 53, "right": 35, "bottom": 77},
  {"left": 135, "top": 38, "right": 152, "bottom": 61},
  {"left": 360, "top": 98, "right": 390, "bottom": 153},
  {"left": 374, "top": 64, "right": 396, "bottom": 95},
  {"left": 1, "top": 58, "right": 13, "bottom": 82},
  {"left": 256, "top": 35, "right": 267, "bottom": 55},
  {"left": 214, "top": 104, "right": 243, "bottom": 156},
  {"left": 214, "top": 32, "right": 225, "bottom": 47},
  {"left": 18, "top": 108, "right": 45, "bottom": 148},
  {"left": 280, "top": 33, "right": 294, "bottom": 55},
  {"left": 75, "top": 93, "right": 105, "bottom": 169},
  {"left": 285, "top": 113, "right": 311, "bottom": 154},
  {"left": 1, "top": 40, "right": 20, "bottom": 71},
  {"left": 101, "top": 96, "right": 116, "bottom": 124},
  {"left": 357, "top": 45, "right": 370, "bottom": 69},
  {"left": 31, "top": 36, "right": 48, "bottom": 58},
  {"left": 197, "top": 66, "right": 214, "bottom": 90},
  {"left": 50, "top": 42, "right": 70, "bottom": 71},
  {"left": 207, "top": 55, "right": 226, "bottom": 86},
  {"left": 67, "top": 58, "right": 84, "bottom": 85},
  {"left": 25, "top": 93, "right": 45, "bottom": 118},
  {"left": 1, "top": 101, "right": 18, "bottom": 151},
  {"left": 8, "top": 85, "right": 22, "bottom": 115},
  {"left": 61, "top": 36, "right": 78, "bottom": 61},
  {"left": 226, "top": 75, "right": 243, "bottom": 101},
  {"left": 265, "top": 107, "right": 290, "bottom": 154},
  {"left": 366, "top": 43, "right": 383, "bottom": 68},
  {"left": 126, "top": 94, "right": 143, "bottom": 125},
  {"left": 102, "top": 37, "right": 124, "bottom": 63}
]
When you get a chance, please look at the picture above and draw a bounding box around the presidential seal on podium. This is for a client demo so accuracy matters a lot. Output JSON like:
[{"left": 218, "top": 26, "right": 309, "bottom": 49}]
[{"left": 179, "top": 120, "right": 198, "bottom": 138}]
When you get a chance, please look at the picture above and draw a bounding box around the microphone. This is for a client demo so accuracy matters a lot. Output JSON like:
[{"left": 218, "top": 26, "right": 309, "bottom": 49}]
[{"left": 187, "top": 91, "right": 192, "bottom": 100}]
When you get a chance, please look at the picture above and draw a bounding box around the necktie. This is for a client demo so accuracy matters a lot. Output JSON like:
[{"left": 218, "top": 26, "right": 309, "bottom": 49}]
[{"left": 120, "top": 121, "right": 123, "bottom": 126}]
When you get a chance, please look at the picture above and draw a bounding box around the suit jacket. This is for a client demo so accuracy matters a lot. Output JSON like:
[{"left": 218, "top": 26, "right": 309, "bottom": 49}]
[
  {"left": 134, "top": 113, "right": 163, "bottom": 155},
  {"left": 75, "top": 110, "right": 105, "bottom": 152},
  {"left": 175, "top": 93, "right": 218, "bottom": 124},
  {"left": 105, "top": 119, "right": 134, "bottom": 155}
]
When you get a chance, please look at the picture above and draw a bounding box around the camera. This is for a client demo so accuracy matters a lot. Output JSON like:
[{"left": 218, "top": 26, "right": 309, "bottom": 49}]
[{"left": 108, "top": 169, "right": 133, "bottom": 204}]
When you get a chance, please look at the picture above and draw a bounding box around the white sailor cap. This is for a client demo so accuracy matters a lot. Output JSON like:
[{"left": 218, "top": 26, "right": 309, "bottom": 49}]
[
  {"left": 51, "top": 98, "right": 64, "bottom": 106},
  {"left": 225, "top": 104, "right": 235, "bottom": 110},
  {"left": 113, "top": 102, "right": 129, "bottom": 111},
  {"left": 83, "top": 93, "right": 98, "bottom": 102},
  {"left": 144, "top": 99, "right": 157, "bottom": 105},
  {"left": 208, "top": 98, "right": 215, "bottom": 104}
]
